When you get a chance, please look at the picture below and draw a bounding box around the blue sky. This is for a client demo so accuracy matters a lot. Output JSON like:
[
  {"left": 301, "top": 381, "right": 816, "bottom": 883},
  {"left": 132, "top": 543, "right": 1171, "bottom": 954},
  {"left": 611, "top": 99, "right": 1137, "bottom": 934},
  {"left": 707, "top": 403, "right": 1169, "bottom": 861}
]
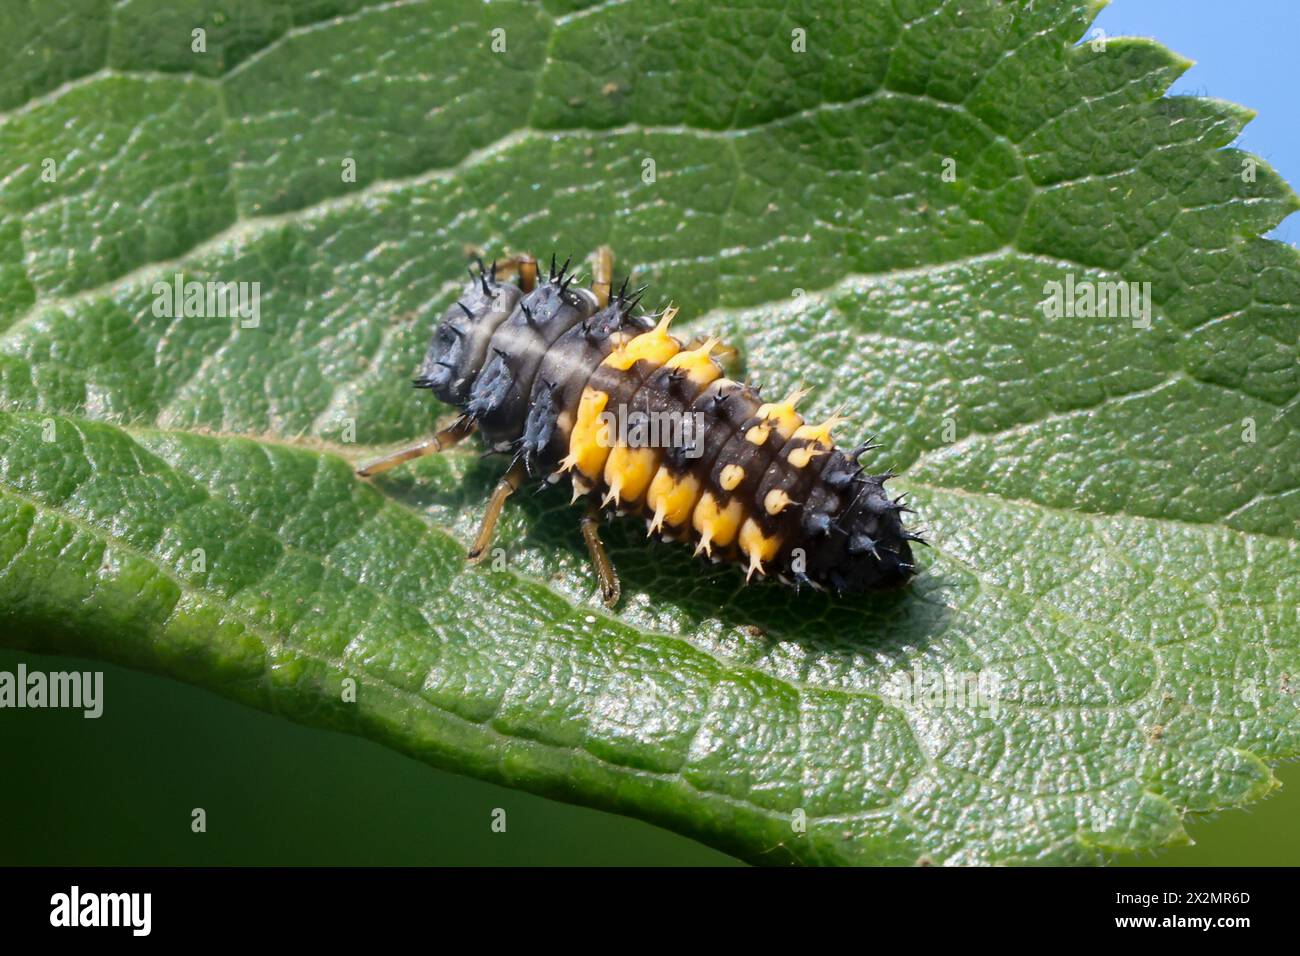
[{"left": 1091, "top": 0, "right": 1298, "bottom": 244}]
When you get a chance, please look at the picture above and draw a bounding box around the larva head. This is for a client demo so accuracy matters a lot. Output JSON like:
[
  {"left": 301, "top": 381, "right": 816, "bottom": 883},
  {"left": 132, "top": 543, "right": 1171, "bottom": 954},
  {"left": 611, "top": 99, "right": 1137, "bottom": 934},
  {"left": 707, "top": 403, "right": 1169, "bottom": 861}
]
[
  {"left": 414, "top": 262, "right": 521, "bottom": 405},
  {"left": 798, "top": 453, "right": 917, "bottom": 592}
]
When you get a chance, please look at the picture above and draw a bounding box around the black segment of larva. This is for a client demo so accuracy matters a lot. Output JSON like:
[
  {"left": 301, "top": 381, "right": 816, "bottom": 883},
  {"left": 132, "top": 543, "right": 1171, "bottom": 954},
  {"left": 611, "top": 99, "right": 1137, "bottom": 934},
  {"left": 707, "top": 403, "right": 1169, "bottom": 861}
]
[
  {"left": 803, "top": 449, "right": 916, "bottom": 591},
  {"left": 394, "top": 252, "right": 918, "bottom": 596},
  {"left": 633, "top": 364, "right": 702, "bottom": 474},
  {"left": 659, "top": 378, "right": 755, "bottom": 509}
]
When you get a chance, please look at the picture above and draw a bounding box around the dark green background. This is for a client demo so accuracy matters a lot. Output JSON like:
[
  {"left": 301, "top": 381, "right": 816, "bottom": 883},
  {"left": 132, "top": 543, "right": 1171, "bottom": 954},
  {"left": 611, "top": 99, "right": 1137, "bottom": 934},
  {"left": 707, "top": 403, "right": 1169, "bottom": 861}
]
[{"left": 1, "top": 648, "right": 1294, "bottom": 866}]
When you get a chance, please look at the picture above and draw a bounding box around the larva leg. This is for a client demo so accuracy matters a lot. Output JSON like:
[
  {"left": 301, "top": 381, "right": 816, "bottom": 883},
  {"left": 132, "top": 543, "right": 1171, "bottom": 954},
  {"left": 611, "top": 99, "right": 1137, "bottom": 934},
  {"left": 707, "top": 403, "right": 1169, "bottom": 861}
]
[
  {"left": 492, "top": 253, "right": 539, "bottom": 293},
  {"left": 590, "top": 245, "right": 614, "bottom": 308},
  {"left": 580, "top": 497, "right": 621, "bottom": 607},
  {"left": 355, "top": 415, "right": 476, "bottom": 477},
  {"left": 466, "top": 459, "right": 527, "bottom": 564}
]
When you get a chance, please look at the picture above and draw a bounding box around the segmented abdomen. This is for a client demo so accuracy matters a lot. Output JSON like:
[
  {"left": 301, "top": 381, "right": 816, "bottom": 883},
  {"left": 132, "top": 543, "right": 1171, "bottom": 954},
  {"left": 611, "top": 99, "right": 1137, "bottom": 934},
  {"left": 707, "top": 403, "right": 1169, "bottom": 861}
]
[{"left": 416, "top": 259, "right": 916, "bottom": 593}]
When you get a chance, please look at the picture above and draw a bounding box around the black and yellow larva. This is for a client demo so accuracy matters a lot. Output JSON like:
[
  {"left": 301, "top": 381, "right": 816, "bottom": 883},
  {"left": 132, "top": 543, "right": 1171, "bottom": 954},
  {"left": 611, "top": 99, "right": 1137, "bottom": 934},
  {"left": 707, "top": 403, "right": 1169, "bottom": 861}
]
[{"left": 356, "top": 248, "right": 919, "bottom": 606}]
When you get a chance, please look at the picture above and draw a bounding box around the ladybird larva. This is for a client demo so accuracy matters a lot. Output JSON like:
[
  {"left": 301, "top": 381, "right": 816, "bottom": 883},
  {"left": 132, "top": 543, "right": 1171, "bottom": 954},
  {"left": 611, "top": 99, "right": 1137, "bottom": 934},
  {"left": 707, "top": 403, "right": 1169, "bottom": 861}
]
[{"left": 357, "top": 248, "right": 920, "bottom": 606}]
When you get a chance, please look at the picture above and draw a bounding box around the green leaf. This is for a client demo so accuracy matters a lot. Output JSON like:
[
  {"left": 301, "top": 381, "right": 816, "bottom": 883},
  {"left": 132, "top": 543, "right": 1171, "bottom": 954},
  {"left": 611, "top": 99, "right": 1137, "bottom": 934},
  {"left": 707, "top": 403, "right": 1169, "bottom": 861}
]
[{"left": 0, "top": 0, "right": 1296, "bottom": 865}]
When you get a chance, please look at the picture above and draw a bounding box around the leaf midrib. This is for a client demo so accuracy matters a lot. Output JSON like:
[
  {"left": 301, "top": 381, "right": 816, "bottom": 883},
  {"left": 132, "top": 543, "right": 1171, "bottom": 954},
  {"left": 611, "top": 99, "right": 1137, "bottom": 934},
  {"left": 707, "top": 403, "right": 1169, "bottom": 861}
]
[
  {"left": 5, "top": 407, "right": 1294, "bottom": 738},
  {"left": 32, "top": 410, "right": 1290, "bottom": 548}
]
